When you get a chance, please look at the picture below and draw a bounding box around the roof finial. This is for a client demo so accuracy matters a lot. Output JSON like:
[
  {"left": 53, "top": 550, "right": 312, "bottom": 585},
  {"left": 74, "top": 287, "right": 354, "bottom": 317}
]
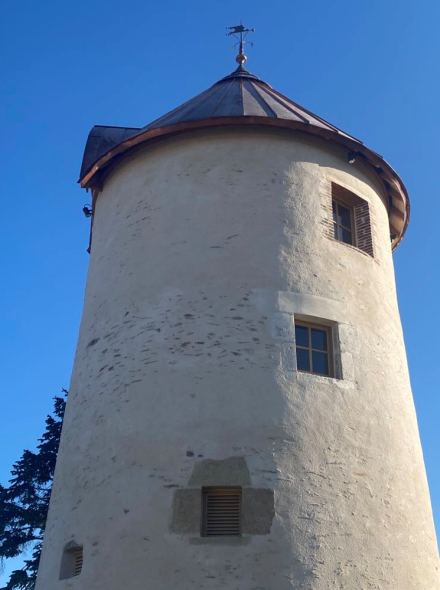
[{"left": 227, "top": 23, "right": 255, "bottom": 66}]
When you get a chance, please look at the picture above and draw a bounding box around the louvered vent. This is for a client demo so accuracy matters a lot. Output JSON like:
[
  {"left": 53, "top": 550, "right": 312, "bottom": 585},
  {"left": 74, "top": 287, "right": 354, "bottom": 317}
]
[
  {"left": 202, "top": 487, "right": 242, "bottom": 537},
  {"left": 72, "top": 546, "right": 83, "bottom": 577},
  {"left": 59, "top": 544, "right": 83, "bottom": 580}
]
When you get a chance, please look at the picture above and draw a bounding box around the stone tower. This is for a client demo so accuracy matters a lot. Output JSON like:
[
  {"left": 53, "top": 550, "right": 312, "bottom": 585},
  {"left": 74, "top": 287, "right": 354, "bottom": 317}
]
[{"left": 36, "top": 60, "right": 438, "bottom": 589}]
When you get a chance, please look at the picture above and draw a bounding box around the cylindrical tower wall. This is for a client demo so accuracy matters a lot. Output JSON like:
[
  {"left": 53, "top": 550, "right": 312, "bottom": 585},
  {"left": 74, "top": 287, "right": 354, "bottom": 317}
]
[{"left": 36, "top": 128, "right": 438, "bottom": 589}]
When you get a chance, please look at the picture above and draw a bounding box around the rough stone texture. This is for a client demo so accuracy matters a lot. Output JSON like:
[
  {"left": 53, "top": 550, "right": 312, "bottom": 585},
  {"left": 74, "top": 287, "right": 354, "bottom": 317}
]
[
  {"left": 242, "top": 488, "right": 275, "bottom": 535},
  {"left": 170, "top": 489, "right": 201, "bottom": 535},
  {"left": 36, "top": 127, "right": 439, "bottom": 589},
  {"left": 188, "top": 457, "right": 251, "bottom": 487}
]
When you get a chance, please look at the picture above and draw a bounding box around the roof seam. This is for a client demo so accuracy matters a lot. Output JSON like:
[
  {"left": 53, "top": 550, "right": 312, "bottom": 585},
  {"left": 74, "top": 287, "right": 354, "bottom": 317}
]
[{"left": 243, "top": 80, "right": 277, "bottom": 117}]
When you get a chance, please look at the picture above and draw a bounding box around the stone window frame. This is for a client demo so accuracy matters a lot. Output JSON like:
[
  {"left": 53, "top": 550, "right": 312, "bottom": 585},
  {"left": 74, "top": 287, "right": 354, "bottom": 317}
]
[
  {"left": 170, "top": 457, "right": 275, "bottom": 540},
  {"left": 322, "top": 181, "right": 374, "bottom": 257}
]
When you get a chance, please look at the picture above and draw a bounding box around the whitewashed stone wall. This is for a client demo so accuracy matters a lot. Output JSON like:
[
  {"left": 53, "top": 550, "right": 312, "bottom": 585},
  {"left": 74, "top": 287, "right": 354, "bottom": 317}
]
[{"left": 36, "top": 128, "right": 439, "bottom": 589}]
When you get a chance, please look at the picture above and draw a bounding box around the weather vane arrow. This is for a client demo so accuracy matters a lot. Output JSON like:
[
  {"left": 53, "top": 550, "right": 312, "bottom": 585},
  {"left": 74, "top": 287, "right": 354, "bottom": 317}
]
[{"left": 227, "top": 23, "right": 255, "bottom": 66}]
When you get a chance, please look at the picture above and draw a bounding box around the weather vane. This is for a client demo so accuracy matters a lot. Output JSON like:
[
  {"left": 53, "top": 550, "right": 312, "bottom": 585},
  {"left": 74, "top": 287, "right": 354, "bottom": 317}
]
[{"left": 227, "top": 23, "right": 255, "bottom": 66}]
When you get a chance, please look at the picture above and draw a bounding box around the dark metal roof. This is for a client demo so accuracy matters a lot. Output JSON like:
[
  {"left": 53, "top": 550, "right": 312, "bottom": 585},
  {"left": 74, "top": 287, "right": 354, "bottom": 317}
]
[
  {"left": 79, "top": 66, "right": 361, "bottom": 180},
  {"left": 139, "top": 66, "right": 360, "bottom": 142},
  {"left": 79, "top": 65, "right": 409, "bottom": 247},
  {"left": 80, "top": 125, "right": 141, "bottom": 181}
]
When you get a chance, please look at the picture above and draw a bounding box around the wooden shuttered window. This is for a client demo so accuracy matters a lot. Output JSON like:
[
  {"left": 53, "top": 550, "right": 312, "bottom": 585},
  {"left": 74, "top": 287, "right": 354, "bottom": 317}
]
[
  {"left": 202, "top": 487, "right": 242, "bottom": 537},
  {"left": 331, "top": 183, "right": 374, "bottom": 257}
]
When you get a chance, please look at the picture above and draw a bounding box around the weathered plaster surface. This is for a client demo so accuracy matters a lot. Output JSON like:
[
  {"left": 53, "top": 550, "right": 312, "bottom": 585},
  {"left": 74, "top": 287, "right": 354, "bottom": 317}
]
[{"left": 36, "top": 128, "right": 439, "bottom": 589}]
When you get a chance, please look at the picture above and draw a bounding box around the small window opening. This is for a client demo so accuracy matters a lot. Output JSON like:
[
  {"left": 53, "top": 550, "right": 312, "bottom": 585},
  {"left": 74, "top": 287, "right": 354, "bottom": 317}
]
[
  {"left": 330, "top": 183, "right": 374, "bottom": 256},
  {"left": 201, "top": 487, "right": 241, "bottom": 537},
  {"left": 333, "top": 199, "right": 354, "bottom": 245},
  {"left": 295, "top": 321, "right": 333, "bottom": 377},
  {"left": 59, "top": 544, "right": 83, "bottom": 580}
]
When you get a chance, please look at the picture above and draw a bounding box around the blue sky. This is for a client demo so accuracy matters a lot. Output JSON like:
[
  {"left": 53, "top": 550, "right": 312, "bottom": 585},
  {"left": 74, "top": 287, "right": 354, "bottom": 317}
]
[{"left": 1, "top": 0, "right": 438, "bottom": 581}]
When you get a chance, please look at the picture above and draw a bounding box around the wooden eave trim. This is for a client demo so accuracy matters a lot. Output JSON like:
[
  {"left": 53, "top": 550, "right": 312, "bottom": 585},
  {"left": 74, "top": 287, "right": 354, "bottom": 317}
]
[{"left": 79, "top": 116, "right": 409, "bottom": 249}]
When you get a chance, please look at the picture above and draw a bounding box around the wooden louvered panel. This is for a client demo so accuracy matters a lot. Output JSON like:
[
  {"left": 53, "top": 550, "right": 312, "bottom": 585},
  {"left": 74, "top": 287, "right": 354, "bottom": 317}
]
[
  {"left": 73, "top": 547, "right": 83, "bottom": 576},
  {"left": 202, "top": 487, "right": 241, "bottom": 536}
]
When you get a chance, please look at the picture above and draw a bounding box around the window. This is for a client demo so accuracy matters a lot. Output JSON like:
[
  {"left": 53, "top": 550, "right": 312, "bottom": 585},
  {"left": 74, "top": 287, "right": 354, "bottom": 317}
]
[
  {"left": 328, "top": 183, "right": 374, "bottom": 256},
  {"left": 201, "top": 487, "right": 241, "bottom": 537},
  {"left": 295, "top": 321, "right": 333, "bottom": 377},
  {"left": 59, "top": 544, "right": 83, "bottom": 580},
  {"left": 333, "top": 199, "right": 354, "bottom": 245}
]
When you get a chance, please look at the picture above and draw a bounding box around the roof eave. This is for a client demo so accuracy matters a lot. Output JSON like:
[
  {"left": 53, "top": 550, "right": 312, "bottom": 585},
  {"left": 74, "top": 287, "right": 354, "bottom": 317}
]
[{"left": 79, "top": 116, "right": 409, "bottom": 249}]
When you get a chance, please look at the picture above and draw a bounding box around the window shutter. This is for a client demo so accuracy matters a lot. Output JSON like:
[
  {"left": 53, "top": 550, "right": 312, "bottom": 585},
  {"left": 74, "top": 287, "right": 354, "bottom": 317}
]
[
  {"left": 202, "top": 487, "right": 241, "bottom": 536},
  {"left": 329, "top": 182, "right": 374, "bottom": 257}
]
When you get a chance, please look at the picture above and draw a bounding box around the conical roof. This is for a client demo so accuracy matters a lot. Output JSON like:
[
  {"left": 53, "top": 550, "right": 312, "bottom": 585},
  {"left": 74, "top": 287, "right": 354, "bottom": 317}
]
[
  {"left": 79, "top": 65, "right": 409, "bottom": 247},
  {"left": 139, "top": 66, "right": 358, "bottom": 142}
]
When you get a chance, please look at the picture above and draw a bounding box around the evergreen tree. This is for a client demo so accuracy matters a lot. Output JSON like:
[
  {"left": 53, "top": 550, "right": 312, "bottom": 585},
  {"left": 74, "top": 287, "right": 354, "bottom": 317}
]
[{"left": 0, "top": 393, "right": 66, "bottom": 590}]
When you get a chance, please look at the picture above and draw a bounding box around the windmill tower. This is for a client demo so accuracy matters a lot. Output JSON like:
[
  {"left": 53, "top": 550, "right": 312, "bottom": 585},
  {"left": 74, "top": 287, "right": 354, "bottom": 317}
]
[{"left": 36, "top": 34, "right": 439, "bottom": 589}]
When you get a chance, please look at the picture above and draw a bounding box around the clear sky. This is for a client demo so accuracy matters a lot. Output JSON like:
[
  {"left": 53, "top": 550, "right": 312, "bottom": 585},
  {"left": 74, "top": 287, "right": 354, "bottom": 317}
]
[{"left": 1, "top": 0, "right": 438, "bottom": 581}]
